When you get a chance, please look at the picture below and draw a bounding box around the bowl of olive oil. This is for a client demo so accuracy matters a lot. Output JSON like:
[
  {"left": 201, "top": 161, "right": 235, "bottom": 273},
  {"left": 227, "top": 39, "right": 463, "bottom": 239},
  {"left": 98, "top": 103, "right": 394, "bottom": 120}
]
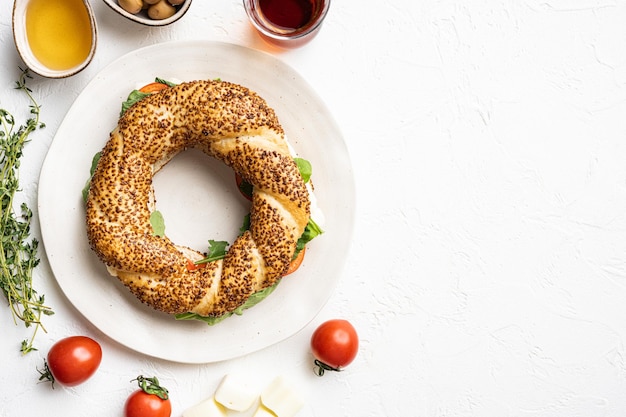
[{"left": 12, "top": 0, "right": 97, "bottom": 78}]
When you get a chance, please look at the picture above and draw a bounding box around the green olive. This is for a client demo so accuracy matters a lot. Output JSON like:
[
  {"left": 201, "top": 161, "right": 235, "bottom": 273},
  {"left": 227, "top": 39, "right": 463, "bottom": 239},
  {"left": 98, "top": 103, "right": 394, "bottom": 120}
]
[
  {"left": 148, "top": 0, "right": 176, "bottom": 19},
  {"left": 118, "top": 0, "right": 143, "bottom": 14}
]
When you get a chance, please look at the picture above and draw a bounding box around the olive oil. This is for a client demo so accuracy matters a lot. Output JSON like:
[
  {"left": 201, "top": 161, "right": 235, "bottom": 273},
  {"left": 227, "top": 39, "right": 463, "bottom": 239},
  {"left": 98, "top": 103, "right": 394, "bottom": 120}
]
[{"left": 25, "top": 0, "right": 93, "bottom": 71}]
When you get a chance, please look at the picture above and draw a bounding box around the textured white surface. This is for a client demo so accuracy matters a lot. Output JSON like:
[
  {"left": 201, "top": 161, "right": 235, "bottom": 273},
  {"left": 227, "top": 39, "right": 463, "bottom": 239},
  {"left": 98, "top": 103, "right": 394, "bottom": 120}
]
[{"left": 2, "top": 0, "right": 626, "bottom": 416}]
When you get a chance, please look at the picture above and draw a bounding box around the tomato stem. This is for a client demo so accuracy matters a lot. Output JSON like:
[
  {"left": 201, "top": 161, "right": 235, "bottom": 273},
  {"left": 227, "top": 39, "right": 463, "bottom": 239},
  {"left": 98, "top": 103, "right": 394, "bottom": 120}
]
[
  {"left": 314, "top": 359, "right": 342, "bottom": 377},
  {"left": 37, "top": 360, "right": 56, "bottom": 388},
  {"left": 132, "top": 375, "right": 169, "bottom": 400}
]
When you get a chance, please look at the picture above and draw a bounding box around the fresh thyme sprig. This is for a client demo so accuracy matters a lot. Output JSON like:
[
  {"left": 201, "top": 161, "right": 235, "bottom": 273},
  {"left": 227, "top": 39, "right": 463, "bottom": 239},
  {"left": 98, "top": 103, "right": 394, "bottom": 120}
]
[{"left": 0, "top": 68, "right": 53, "bottom": 354}]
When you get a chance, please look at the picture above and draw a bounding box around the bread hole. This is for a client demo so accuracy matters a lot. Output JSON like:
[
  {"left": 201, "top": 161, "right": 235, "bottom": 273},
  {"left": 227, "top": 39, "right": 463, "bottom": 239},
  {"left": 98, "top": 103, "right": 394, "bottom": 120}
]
[{"left": 151, "top": 148, "right": 249, "bottom": 253}]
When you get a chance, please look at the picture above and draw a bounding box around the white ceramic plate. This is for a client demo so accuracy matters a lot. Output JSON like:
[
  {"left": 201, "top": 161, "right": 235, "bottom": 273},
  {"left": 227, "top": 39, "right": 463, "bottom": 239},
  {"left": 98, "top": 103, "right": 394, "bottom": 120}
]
[{"left": 38, "top": 41, "right": 354, "bottom": 363}]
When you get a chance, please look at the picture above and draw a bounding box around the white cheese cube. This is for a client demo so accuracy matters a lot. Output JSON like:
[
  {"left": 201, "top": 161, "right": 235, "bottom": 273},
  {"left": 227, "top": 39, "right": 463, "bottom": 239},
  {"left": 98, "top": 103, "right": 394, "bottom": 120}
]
[
  {"left": 214, "top": 374, "right": 258, "bottom": 412},
  {"left": 182, "top": 397, "right": 227, "bottom": 417},
  {"left": 253, "top": 404, "right": 278, "bottom": 417},
  {"left": 260, "top": 376, "right": 304, "bottom": 417}
]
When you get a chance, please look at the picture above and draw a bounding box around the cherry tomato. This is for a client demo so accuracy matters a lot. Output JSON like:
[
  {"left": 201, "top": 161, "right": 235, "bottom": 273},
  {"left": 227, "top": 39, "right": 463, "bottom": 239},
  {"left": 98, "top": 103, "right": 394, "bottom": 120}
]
[
  {"left": 138, "top": 82, "right": 170, "bottom": 93},
  {"left": 125, "top": 390, "right": 172, "bottom": 417},
  {"left": 283, "top": 247, "right": 306, "bottom": 276},
  {"left": 186, "top": 258, "right": 207, "bottom": 272},
  {"left": 235, "top": 172, "right": 253, "bottom": 201},
  {"left": 310, "top": 319, "right": 359, "bottom": 376},
  {"left": 125, "top": 376, "right": 172, "bottom": 417},
  {"left": 44, "top": 336, "right": 102, "bottom": 386}
]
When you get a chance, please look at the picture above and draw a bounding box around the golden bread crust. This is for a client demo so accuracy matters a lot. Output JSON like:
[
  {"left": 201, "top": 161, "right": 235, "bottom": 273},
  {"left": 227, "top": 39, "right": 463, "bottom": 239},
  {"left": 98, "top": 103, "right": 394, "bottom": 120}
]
[{"left": 85, "top": 80, "right": 310, "bottom": 317}]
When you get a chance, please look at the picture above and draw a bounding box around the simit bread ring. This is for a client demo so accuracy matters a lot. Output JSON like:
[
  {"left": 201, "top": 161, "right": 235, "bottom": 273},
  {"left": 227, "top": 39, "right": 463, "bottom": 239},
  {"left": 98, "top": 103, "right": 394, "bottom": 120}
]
[{"left": 85, "top": 79, "right": 311, "bottom": 318}]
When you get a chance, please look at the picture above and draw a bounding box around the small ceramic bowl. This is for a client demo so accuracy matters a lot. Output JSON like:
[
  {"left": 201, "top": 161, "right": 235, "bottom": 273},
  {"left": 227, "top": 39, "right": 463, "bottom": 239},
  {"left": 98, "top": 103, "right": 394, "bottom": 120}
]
[
  {"left": 102, "top": 0, "right": 192, "bottom": 26},
  {"left": 12, "top": 0, "right": 98, "bottom": 78}
]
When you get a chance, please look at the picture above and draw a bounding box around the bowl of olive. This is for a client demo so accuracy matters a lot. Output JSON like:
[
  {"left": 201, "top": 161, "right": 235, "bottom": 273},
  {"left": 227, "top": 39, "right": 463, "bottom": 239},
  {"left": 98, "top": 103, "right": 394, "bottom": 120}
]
[{"left": 102, "top": 0, "right": 192, "bottom": 26}]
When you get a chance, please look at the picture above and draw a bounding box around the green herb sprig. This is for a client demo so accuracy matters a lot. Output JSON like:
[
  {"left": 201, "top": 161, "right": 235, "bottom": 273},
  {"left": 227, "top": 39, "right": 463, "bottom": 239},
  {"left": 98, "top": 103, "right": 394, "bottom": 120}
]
[
  {"left": 0, "top": 69, "right": 53, "bottom": 354},
  {"left": 132, "top": 375, "right": 170, "bottom": 400}
]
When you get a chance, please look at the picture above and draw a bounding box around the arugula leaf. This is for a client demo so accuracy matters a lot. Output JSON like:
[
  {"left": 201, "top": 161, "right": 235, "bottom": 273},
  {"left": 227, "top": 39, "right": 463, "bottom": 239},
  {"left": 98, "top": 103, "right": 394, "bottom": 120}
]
[
  {"left": 119, "top": 78, "right": 178, "bottom": 116},
  {"left": 231, "top": 282, "right": 279, "bottom": 314},
  {"left": 120, "top": 90, "right": 151, "bottom": 116},
  {"left": 294, "top": 157, "right": 312, "bottom": 183},
  {"left": 195, "top": 240, "right": 229, "bottom": 265},
  {"left": 150, "top": 211, "right": 165, "bottom": 237},
  {"left": 174, "top": 280, "right": 280, "bottom": 325},
  {"left": 295, "top": 218, "right": 323, "bottom": 258},
  {"left": 81, "top": 151, "right": 101, "bottom": 203},
  {"left": 208, "top": 239, "right": 228, "bottom": 258},
  {"left": 239, "top": 213, "right": 251, "bottom": 235},
  {"left": 154, "top": 77, "right": 178, "bottom": 88},
  {"left": 174, "top": 311, "right": 227, "bottom": 326}
]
